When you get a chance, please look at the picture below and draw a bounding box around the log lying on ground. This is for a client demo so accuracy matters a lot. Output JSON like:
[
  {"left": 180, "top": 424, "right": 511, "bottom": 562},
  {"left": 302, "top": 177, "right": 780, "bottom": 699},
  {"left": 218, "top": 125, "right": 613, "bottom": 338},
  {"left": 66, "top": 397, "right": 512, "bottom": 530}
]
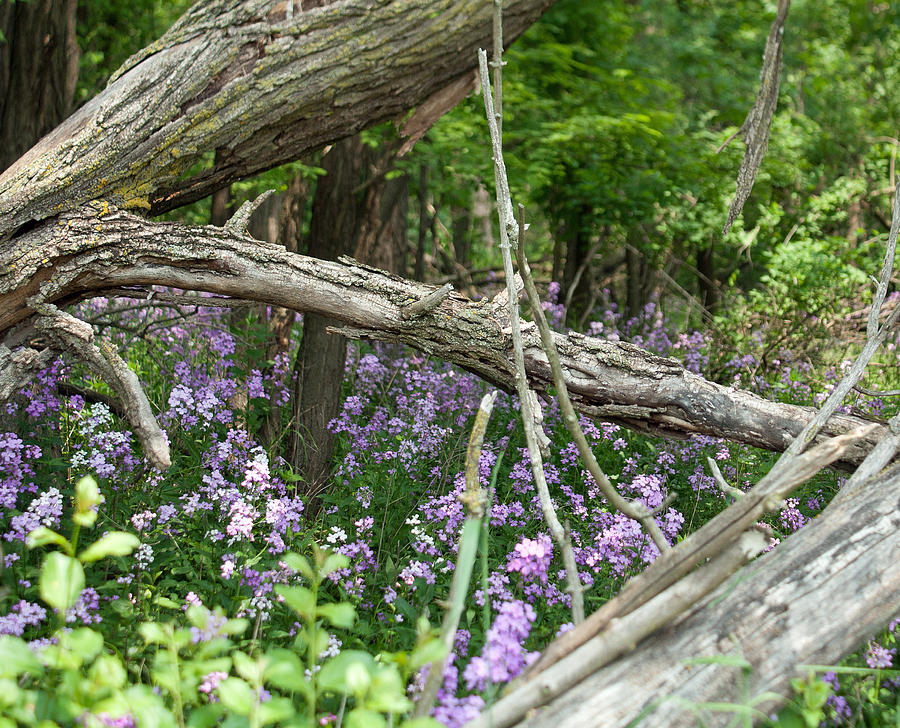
[
  {"left": 0, "top": 0, "right": 555, "bottom": 239},
  {"left": 0, "top": 206, "right": 888, "bottom": 470},
  {"left": 486, "top": 460, "right": 900, "bottom": 728}
]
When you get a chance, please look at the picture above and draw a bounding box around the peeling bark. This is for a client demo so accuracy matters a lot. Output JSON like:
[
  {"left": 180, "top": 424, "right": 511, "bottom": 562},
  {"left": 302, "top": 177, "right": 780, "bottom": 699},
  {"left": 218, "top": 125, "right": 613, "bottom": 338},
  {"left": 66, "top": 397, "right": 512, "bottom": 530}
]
[{"left": 0, "top": 207, "right": 888, "bottom": 471}]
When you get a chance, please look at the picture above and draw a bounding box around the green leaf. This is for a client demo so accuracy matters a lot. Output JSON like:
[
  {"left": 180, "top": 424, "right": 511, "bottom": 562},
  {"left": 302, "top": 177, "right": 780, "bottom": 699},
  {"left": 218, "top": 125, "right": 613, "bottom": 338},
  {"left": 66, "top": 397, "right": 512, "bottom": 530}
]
[
  {"left": 233, "top": 651, "right": 263, "bottom": 683},
  {"left": 40, "top": 551, "right": 85, "bottom": 611},
  {"left": 320, "top": 552, "right": 349, "bottom": 578},
  {"left": 218, "top": 676, "right": 256, "bottom": 715},
  {"left": 73, "top": 475, "right": 102, "bottom": 527},
  {"left": 26, "top": 526, "right": 71, "bottom": 552},
  {"left": 275, "top": 585, "right": 316, "bottom": 621},
  {"left": 0, "top": 679, "right": 20, "bottom": 709},
  {"left": 318, "top": 651, "right": 375, "bottom": 696},
  {"left": 122, "top": 685, "right": 178, "bottom": 728},
  {"left": 282, "top": 553, "right": 314, "bottom": 582},
  {"left": 88, "top": 653, "right": 127, "bottom": 689},
  {"left": 154, "top": 596, "right": 182, "bottom": 610},
  {"left": 263, "top": 648, "right": 312, "bottom": 698},
  {"left": 0, "top": 635, "right": 43, "bottom": 678},
  {"left": 60, "top": 627, "right": 104, "bottom": 663},
  {"left": 317, "top": 602, "right": 356, "bottom": 629},
  {"left": 408, "top": 638, "right": 447, "bottom": 672},
  {"left": 139, "top": 622, "right": 169, "bottom": 645},
  {"left": 78, "top": 532, "right": 140, "bottom": 562},
  {"left": 257, "top": 697, "right": 295, "bottom": 725},
  {"left": 187, "top": 703, "right": 227, "bottom": 728},
  {"left": 344, "top": 709, "right": 386, "bottom": 728},
  {"left": 365, "top": 666, "right": 412, "bottom": 713}
]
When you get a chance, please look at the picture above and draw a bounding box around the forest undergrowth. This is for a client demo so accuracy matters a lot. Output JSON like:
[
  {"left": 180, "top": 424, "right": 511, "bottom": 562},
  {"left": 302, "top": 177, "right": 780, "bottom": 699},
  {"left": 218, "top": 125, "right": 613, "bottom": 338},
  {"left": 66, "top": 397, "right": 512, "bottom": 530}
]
[{"left": 0, "top": 284, "right": 898, "bottom": 728}]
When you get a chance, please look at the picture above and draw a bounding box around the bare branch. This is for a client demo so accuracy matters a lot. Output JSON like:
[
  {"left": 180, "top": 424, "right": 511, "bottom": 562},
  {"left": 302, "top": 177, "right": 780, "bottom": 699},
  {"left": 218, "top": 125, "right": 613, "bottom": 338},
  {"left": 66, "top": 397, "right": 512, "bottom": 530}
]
[
  {"left": 723, "top": 0, "right": 790, "bottom": 233},
  {"left": 32, "top": 304, "right": 171, "bottom": 471}
]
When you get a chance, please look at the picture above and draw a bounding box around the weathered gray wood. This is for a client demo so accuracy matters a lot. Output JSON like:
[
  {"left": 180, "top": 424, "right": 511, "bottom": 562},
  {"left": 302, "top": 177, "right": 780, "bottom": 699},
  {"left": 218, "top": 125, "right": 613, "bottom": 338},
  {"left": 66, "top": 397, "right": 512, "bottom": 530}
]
[
  {"left": 0, "top": 206, "right": 889, "bottom": 471},
  {"left": 506, "top": 462, "right": 900, "bottom": 728},
  {"left": 0, "top": 0, "right": 554, "bottom": 239}
]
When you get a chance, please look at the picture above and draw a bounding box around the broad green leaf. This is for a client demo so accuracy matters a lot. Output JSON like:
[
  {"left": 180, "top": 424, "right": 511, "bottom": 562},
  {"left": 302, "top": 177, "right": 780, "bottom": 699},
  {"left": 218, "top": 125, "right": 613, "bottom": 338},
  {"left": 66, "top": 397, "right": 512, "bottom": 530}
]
[
  {"left": 263, "top": 648, "right": 312, "bottom": 698},
  {"left": 217, "top": 676, "right": 256, "bottom": 715},
  {"left": 26, "top": 526, "right": 70, "bottom": 553},
  {"left": 0, "top": 635, "right": 43, "bottom": 678},
  {"left": 365, "top": 666, "right": 411, "bottom": 713},
  {"left": 275, "top": 585, "right": 315, "bottom": 621},
  {"left": 320, "top": 552, "right": 349, "bottom": 578},
  {"left": 122, "top": 685, "right": 178, "bottom": 728},
  {"left": 408, "top": 638, "right": 448, "bottom": 672},
  {"left": 257, "top": 697, "right": 295, "bottom": 725},
  {"left": 154, "top": 596, "right": 182, "bottom": 610},
  {"left": 233, "top": 651, "right": 263, "bottom": 683},
  {"left": 344, "top": 709, "right": 386, "bottom": 728},
  {"left": 40, "top": 552, "right": 85, "bottom": 611},
  {"left": 73, "top": 475, "right": 102, "bottom": 527},
  {"left": 222, "top": 617, "right": 250, "bottom": 637},
  {"left": 317, "top": 602, "right": 356, "bottom": 629},
  {"left": 78, "top": 532, "right": 140, "bottom": 562},
  {"left": 60, "top": 627, "right": 104, "bottom": 663},
  {"left": 318, "top": 651, "right": 375, "bottom": 696},
  {"left": 139, "top": 622, "right": 169, "bottom": 645},
  {"left": 281, "top": 553, "right": 314, "bottom": 582},
  {"left": 88, "top": 653, "right": 126, "bottom": 689},
  {"left": 186, "top": 703, "right": 226, "bottom": 728}
]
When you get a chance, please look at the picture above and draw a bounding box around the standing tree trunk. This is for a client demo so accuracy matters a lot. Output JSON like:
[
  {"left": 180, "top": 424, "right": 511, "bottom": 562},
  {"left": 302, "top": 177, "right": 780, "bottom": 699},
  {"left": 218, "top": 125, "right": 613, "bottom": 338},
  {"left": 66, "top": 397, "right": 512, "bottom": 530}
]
[
  {"left": 697, "top": 239, "right": 719, "bottom": 312},
  {"left": 0, "top": 0, "right": 78, "bottom": 173},
  {"left": 289, "top": 134, "right": 410, "bottom": 508},
  {"left": 287, "top": 136, "right": 363, "bottom": 504}
]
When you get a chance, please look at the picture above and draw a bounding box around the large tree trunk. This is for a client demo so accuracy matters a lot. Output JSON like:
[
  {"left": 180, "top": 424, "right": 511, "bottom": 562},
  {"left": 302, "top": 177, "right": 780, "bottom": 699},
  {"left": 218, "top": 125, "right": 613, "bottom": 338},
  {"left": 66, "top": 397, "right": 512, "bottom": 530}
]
[
  {"left": 0, "top": 0, "right": 78, "bottom": 173},
  {"left": 0, "top": 0, "right": 555, "bottom": 240},
  {"left": 473, "top": 459, "right": 900, "bottom": 728},
  {"left": 1, "top": 207, "right": 890, "bottom": 473}
]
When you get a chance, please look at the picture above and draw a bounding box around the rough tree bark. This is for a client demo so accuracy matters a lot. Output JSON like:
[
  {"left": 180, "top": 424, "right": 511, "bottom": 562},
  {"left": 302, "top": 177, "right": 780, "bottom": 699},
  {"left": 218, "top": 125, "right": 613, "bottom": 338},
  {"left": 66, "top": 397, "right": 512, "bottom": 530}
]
[
  {"left": 0, "top": 0, "right": 554, "bottom": 239},
  {"left": 0, "top": 0, "right": 79, "bottom": 173},
  {"left": 484, "top": 460, "right": 900, "bottom": 728},
  {"left": 288, "top": 136, "right": 361, "bottom": 501}
]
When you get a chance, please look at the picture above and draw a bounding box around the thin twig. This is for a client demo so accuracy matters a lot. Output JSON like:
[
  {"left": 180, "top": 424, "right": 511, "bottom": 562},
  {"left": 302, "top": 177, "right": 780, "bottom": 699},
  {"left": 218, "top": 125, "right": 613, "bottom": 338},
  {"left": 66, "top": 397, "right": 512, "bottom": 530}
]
[
  {"left": 415, "top": 391, "right": 497, "bottom": 717},
  {"left": 402, "top": 283, "right": 454, "bottom": 320},
  {"left": 478, "top": 47, "right": 585, "bottom": 625},
  {"left": 515, "top": 205, "right": 671, "bottom": 551}
]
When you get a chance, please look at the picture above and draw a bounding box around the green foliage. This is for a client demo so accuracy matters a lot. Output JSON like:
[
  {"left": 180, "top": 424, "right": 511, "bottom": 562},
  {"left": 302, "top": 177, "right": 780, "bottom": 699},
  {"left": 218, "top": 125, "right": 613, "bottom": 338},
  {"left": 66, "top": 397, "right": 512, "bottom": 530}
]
[{"left": 10, "top": 507, "right": 442, "bottom": 728}]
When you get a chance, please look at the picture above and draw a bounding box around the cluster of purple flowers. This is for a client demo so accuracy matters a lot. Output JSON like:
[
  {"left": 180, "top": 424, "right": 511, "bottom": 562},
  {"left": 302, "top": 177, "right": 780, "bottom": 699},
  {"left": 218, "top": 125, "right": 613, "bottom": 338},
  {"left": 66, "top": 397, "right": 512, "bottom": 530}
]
[{"left": 0, "top": 284, "right": 872, "bottom": 727}]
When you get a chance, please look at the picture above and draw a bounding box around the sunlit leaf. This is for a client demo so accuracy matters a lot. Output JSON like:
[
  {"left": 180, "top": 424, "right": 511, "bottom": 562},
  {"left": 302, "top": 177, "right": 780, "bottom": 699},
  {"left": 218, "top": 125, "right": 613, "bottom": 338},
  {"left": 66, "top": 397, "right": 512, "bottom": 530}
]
[
  {"left": 40, "top": 552, "right": 84, "bottom": 612},
  {"left": 78, "top": 532, "right": 140, "bottom": 562}
]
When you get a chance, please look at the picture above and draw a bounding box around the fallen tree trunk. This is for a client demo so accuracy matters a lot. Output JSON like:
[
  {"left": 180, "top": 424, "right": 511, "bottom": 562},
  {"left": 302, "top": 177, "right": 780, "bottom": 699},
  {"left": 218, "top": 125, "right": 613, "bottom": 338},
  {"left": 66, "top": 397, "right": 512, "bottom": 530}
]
[
  {"left": 481, "top": 459, "right": 900, "bottom": 728},
  {"left": 0, "top": 205, "right": 888, "bottom": 470},
  {"left": 0, "top": 0, "right": 555, "bottom": 239}
]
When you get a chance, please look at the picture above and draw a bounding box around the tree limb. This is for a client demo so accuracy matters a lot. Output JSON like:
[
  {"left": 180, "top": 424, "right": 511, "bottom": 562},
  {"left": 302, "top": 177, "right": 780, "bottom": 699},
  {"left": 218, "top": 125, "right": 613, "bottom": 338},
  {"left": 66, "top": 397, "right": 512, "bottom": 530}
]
[{"left": 0, "top": 206, "right": 891, "bottom": 472}]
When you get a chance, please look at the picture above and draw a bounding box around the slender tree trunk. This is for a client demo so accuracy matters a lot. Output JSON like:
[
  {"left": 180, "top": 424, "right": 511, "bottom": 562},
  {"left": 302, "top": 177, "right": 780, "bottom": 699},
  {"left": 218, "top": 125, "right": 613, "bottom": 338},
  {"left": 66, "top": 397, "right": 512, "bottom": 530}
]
[
  {"left": 562, "top": 208, "right": 592, "bottom": 318},
  {"left": 287, "top": 137, "right": 363, "bottom": 506},
  {"left": 416, "top": 164, "right": 429, "bottom": 281},
  {"left": 452, "top": 203, "right": 473, "bottom": 271},
  {"left": 696, "top": 239, "right": 718, "bottom": 312},
  {"left": 0, "top": 0, "right": 78, "bottom": 173}
]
